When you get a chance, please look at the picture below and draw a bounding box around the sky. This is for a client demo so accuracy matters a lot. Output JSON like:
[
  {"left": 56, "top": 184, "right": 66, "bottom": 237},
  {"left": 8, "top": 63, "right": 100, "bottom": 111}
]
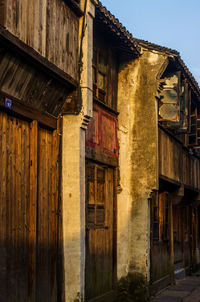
[{"left": 100, "top": 0, "right": 200, "bottom": 85}]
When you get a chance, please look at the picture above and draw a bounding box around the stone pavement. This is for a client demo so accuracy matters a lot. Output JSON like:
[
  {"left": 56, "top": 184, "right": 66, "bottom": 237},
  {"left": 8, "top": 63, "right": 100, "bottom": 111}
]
[{"left": 151, "top": 275, "right": 200, "bottom": 302}]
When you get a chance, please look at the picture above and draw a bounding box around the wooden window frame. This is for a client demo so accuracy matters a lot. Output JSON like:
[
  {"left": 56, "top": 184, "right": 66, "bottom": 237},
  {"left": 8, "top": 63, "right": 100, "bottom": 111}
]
[
  {"left": 93, "top": 49, "right": 108, "bottom": 103},
  {"left": 86, "top": 163, "right": 107, "bottom": 229}
]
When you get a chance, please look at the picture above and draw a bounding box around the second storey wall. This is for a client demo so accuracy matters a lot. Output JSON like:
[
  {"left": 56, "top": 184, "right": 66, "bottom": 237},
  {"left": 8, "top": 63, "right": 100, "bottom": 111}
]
[{"left": 0, "top": 0, "right": 79, "bottom": 80}]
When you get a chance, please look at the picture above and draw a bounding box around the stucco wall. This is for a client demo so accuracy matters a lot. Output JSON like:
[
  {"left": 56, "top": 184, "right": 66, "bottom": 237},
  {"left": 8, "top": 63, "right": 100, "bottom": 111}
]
[
  {"left": 117, "top": 49, "right": 167, "bottom": 281},
  {"left": 62, "top": 1, "right": 95, "bottom": 301}
]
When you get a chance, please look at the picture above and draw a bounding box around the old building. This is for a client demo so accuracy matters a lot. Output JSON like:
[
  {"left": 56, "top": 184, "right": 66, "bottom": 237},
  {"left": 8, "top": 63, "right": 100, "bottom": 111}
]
[
  {"left": 117, "top": 36, "right": 200, "bottom": 294},
  {"left": 0, "top": 0, "right": 95, "bottom": 301},
  {"left": 0, "top": 0, "right": 200, "bottom": 301}
]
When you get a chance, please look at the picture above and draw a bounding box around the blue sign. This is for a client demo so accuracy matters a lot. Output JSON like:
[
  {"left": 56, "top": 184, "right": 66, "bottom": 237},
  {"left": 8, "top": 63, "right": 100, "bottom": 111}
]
[{"left": 5, "top": 98, "right": 12, "bottom": 109}]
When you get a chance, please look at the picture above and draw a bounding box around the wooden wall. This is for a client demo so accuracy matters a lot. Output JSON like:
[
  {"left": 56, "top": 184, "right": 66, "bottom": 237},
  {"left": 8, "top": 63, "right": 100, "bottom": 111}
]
[
  {"left": 159, "top": 127, "right": 200, "bottom": 190},
  {"left": 0, "top": 49, "right": 71, "bottom": 118},
  {"left": 0, "top": 0, "right": 79, "bottom": 80},
  {"left": 0, "top": 110, "right": 62, "bottom": 301}
]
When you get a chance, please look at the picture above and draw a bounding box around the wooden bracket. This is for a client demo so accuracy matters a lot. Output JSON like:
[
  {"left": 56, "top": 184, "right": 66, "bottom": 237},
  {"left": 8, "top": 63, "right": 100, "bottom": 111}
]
[{"left": 171, "top": 184, "right": 184, "bottom": 205}]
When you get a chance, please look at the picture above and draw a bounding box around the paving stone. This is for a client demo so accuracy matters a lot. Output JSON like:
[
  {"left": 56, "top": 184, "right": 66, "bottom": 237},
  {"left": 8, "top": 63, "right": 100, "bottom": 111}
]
[
  {"left": 170, "top": 284, "right": 196, "bottom": 292},
  {"left": 150, "top": 272, "right": 200, "bottom": 302},
  {"left": 162, "top": 290, "right": 190, "bottom": 297},
  {"left": 183, "top": 286, "right": 200, "bottom": 302},
  {"left": 151, "top": 295, "right": 183, "bottom": 302}
]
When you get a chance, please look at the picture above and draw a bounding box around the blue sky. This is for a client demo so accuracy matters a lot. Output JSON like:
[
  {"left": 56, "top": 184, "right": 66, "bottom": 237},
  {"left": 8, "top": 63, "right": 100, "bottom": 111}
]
[{"left": 100, "top": 0, "right": 200, "bottom": 85}]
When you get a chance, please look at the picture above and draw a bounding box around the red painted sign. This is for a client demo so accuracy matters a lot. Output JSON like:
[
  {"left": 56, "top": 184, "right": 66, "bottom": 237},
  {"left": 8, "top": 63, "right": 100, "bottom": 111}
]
[{"left": 86, "top": 105, "right": 118, "bottom": 157}]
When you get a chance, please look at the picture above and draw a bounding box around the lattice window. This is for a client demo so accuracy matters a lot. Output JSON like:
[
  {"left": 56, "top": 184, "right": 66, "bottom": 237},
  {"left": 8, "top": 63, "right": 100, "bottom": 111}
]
[{"left": 86, "top": 163, "right": 106, "bottom": 229}]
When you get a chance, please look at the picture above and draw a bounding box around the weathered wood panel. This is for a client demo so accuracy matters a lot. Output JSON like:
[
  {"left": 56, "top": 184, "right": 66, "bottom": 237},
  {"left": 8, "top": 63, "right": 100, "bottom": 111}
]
[
  {"left": 150, "top": 192, "right": 171, "bottom": 283},
  {"left": 0, "top": 49, "right": 71, "bottom": 118},
  {"left": 1, "top": 0, "right": 79, "bottom": 80},
  {"left": 151, "top": 242, "right": 170, "bottom": 282},
  {"left": 86, "top": 162, "right": 114, "bottom": 301},
  {"left": 36, "top": 127, "right": 57, "bottom": 302},
  {"left": 0, "top": 110, "right": 62, "bottom": 301},
  {"left": 159, "top": 127, "right": 200, "bottom": 190},
  {"left": 0, "top": 112, "right": 30, "bottom": 301},
  {"left": 93, "top": 28, "right": 118, "bottom": 110}
]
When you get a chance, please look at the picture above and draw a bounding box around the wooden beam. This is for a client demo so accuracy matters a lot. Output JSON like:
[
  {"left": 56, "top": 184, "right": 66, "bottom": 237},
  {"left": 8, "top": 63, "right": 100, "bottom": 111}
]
[
  {"left": 159, "top": 174, "right": 181, "bottom": 187},
  {"left": 86, "top": 146, "right": 118, "bottom": 167},
  {"left": 28, "top": 120, "right": 38, "bottom": 302},
  {"left": 63, "top": 0, "right": 83, "bottom": 17},
  {"left": 0, "top": 25, "right": 78, "bottom": 89},
  {"left": 0, "top": 92, "right": 57, "bottom": 129}
]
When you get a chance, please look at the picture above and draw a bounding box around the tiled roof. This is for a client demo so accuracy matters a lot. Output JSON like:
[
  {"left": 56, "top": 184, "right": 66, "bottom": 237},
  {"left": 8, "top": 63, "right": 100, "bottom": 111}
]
[
  {"left": 134, "top": 38, "right": 179, "bottom": 56},
  {"left": 134, "top": 38, "right": 200, "bottom": 97},
  {"left": 96, "top": 1, "right": 200, "bottom": 97},
  {"left": 96, "top": 1, "right": 141, "bottom": 56}
]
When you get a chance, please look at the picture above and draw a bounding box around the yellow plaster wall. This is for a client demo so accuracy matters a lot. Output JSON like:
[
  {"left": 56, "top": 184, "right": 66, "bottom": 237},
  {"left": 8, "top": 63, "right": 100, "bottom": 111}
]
[{"left": 117, "top": 49, "right": 167, "bottom": 281}]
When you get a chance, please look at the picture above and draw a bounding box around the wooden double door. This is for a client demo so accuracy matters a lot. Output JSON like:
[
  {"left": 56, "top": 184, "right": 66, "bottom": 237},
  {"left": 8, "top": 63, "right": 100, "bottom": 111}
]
[
  {"left": 0, "top": 110, "right": 62, "bottom": 301},
  {"left": 85, "top": 161, "right": 116, "bottom": 301}
]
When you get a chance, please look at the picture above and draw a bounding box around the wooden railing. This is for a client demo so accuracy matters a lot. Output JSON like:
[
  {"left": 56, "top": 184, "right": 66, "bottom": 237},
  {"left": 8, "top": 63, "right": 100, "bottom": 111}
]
[{"left": 159, "top": 126, "right": 200, "bottom": 191}]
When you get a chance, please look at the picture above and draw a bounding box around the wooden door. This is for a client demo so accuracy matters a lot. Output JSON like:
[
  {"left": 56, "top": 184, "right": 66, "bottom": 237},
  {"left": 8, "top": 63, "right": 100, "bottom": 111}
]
[
  {"left": 0, "top": 110, "right": 61, "bottom": 302},
  {"left": 0, "top": 111, "right": 30, "bottom": 301},
  {"left": 85, "top": 161, "right": 115, "bottom": 301},
  {"left": 150, "top": 192, "right": 170, "bottom": 284}
]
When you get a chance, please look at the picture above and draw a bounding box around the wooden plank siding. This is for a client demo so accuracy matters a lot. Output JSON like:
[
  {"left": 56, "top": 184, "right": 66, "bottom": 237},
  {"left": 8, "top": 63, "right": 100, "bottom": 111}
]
[
  {"left": 0, "top": 49, "right": 72, "bottom": 120},
  {"left": 0, "top": 0, "right": 79, "bottom": 80},
  {"left": 85, "top": 162, "right": 115, "bottom": 301},
  {"left": 159, "top": 127, "right": 200, "bottom": 191},
  {"left": 0, "top": 110, "right": 62, "bottom": 301}
]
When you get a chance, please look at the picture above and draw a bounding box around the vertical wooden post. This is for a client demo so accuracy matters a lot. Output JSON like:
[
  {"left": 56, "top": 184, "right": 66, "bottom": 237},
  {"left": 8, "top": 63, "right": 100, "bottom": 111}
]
[
  {"left": 29, "top": 120, "right": 38, "bottom": 302},
  {"left": 169, "top": 199, "right": 174, "bottom": 284},
  {"left": 195, "top": 208, "right": 198, "bottom": 252},
  {"left": 181, "top": 207, "right": 185, "bottom": 268}
]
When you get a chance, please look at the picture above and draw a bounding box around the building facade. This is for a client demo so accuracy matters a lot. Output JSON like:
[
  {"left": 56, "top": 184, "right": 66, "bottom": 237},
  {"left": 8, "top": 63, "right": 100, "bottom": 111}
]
[{"left": 0, "top": 0, "right": 200, "bottom": 301}]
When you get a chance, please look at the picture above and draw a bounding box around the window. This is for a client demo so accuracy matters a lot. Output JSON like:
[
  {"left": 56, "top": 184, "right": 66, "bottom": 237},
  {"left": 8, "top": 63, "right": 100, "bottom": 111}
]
[
  {"left": 93, "top": 50, "right": 107, "bottom": 102},
  {"left": 92, "top": 31, "right": 118, "bottom": 110},
  {"left": 86, "top": 163, "right": 106, "bottom": 229}
]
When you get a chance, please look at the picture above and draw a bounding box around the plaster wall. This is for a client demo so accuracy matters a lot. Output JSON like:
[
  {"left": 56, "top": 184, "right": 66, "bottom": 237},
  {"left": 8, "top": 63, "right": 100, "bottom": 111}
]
[
  {"left": 62, "top": 1, "right": 95, "bottom": 301},
  {"left": 117, "top": 50, "right": 167, "bottom": 281}
]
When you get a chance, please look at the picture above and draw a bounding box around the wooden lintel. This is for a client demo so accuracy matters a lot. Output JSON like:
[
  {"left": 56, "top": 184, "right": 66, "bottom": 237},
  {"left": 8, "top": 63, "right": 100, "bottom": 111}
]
[
  {"left": 0, "top": 93, "right": 57, "bottom": 129},
  {"left": 0, "top": 25, "right": 78, "bottom": 89},
  {"left": 86, "top": 146, "right": 118, "bottom": 167}
]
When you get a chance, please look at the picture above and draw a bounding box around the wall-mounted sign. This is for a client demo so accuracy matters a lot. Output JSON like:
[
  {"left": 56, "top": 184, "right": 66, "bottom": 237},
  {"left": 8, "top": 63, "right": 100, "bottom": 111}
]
[{"left": 5, "top": 98, "right": 12, "bottom": 109}]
